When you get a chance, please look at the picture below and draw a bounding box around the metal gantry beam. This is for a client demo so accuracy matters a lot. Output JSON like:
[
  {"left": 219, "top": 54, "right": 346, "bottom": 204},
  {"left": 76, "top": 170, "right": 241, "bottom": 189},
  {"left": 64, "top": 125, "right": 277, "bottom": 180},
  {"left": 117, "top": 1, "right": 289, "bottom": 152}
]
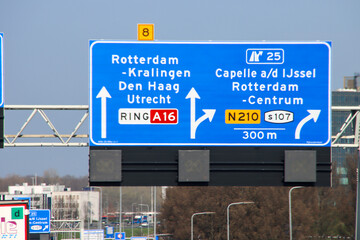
[
  {"left": 4, "top": 105, "right": 88, "bottom": 147},
  {"left": 50, "top": 220, "right": 82, "bottom": 233},
  {"left": 2, "top": 105, "right": 360, "bottom": 147},
  {"left": 331, "top": 106, "right": 360, "bottom": 148}
]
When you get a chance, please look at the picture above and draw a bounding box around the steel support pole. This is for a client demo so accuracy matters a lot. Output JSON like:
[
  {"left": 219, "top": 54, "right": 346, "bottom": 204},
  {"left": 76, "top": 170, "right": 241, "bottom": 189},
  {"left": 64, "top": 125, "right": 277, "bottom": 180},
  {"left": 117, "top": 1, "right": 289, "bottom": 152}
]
[
  {"left": 154, "top": 187, "right": 157, "bottom": 240},
  {"left": 131, "top": 203, "right": 137, "bottom": 237},
  {"left": 139, "top": 204, "right": 150, "bottom": 238},
  {"left": 99, "top": 188, "right": 102, "bottom": 230},
  {"left": 356, "top": 146, "right": 360, "bottom": 239},
  {"left": 120, "top": 187, "right": 122, "bottom": 233}
]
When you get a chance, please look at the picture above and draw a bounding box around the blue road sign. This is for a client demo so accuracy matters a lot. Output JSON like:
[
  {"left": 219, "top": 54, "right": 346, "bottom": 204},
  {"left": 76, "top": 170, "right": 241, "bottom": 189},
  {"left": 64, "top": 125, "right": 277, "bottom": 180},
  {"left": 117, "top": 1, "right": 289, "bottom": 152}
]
[
  {"left": 106, "top": 226, "right": 115, "bottom": 238},
  {"left": 0, "top": 33, "right": 3, "bottom": 108},
  {"left": 89, "top": 41, "right": 331, "bottom": 147},
  {"left": 12, "top": 197, "right": 31, "bottom": 208},
  {"left": 29, "top": 209, "right": 50, "bottom": 233},
  {"left": 115, "top": 232, "right": 126, "bottom": 240}
]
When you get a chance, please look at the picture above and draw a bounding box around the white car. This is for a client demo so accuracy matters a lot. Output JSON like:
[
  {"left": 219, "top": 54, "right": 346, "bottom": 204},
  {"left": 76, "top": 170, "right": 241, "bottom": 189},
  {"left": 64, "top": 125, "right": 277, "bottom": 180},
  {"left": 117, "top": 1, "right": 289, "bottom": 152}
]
[{"left": 140, "top": 223, "right": 149, "bottom": 227}]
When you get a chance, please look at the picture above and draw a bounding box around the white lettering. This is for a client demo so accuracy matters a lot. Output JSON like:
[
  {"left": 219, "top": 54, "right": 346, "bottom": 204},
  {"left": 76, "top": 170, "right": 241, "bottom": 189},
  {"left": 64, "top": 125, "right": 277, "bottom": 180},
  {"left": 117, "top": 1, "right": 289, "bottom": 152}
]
[
  {"left": 119, "top": 81, "right": 142, "bottom": 91},
  {"left": 215, "top": 68, "right": 257, "bottom": 79},
  {"left": 111, "top": 55, "right": 179, "bottom": 65},
  {"left": 247, "top": 95, "right": 303, "bottom": 105},
  {"left": 112, "top": 55, "right": 119, "bottom": 64}
]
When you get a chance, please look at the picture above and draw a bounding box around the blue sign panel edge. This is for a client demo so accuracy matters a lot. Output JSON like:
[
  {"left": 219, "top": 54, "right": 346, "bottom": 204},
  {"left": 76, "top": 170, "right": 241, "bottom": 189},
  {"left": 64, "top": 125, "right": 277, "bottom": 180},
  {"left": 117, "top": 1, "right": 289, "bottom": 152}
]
[
  {"left": 0, "top": 33, "right": 3, "bottom": 107},
  {"left": 89, "top": 41, "right": 331, "bottom": 147}
]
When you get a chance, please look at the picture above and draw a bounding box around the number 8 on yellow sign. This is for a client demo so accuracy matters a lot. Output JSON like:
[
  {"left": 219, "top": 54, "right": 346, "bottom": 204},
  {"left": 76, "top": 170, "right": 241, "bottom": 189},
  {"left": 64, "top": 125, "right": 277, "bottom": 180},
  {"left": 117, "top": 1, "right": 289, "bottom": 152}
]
[{"left": 137, "top": 24, "right": 154, "bottom": 41}]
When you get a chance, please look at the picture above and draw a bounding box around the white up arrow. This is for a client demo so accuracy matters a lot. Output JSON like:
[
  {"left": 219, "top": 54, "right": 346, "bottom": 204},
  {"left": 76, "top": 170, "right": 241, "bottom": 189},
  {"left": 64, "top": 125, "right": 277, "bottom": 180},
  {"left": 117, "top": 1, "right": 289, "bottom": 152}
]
[
  {"left": 295, "top": 110, "right": 321, "bottom": 139},
  {"left": 96, "top": 87, "right": 111, "bottom": 139},
  {"left": 186, "top": 88, "right": 216, "bottom": 139}
]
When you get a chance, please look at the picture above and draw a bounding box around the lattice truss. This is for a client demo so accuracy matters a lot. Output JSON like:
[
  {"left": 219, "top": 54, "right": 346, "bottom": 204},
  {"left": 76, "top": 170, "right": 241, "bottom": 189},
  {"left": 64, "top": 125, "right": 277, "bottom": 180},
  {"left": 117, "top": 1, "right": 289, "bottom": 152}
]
[
  {"left": 332, "top": 106, "right": 360, "bottom": 148},
  {"left": 4, "top": 105, "right": 88, "bottom": 147},
  {"left": 50, "top": 220, "right": 82, "bottom": 233},
  {"left": 2, "top": 105, "right": 359, "bottom": 147}
]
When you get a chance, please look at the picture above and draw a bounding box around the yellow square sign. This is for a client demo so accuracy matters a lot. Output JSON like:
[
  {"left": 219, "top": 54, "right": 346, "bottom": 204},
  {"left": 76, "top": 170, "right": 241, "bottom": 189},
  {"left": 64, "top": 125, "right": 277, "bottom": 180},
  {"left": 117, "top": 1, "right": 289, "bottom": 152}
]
[{"left": 137, "top": 24, "right": 154, "bottom": 41}]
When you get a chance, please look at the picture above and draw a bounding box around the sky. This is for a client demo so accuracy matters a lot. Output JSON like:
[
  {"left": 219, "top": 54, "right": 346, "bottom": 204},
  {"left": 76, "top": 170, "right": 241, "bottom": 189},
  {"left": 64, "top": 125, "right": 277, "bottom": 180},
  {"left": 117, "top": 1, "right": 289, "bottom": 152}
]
[{"left": 0, "top": 0, "right": 359, "bottom": 177}]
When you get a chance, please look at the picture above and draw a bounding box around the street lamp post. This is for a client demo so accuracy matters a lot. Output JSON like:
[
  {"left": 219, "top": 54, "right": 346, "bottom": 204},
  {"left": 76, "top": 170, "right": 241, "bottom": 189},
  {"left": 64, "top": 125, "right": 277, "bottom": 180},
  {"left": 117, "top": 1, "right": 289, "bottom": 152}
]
[
  {"left": 154, "top": 187, "right": 157, "bottom": 240},
  {"left": 227, "top": 202, "right": 254, "bottom": 240},
  {"left": 191, "top": 212, "right": 215, "bottom": 240},
  {"left": 289, "top": 186, "right": 304, "bottom": 240},
  {"left": 139, "top": 204, "right": 150, "bottom": 238},
  {"left": 119, "top": 187, "right": 122, "bottom": 233},
  {"left": 131, "top": 203, "right": 137, "bottom": 237}
]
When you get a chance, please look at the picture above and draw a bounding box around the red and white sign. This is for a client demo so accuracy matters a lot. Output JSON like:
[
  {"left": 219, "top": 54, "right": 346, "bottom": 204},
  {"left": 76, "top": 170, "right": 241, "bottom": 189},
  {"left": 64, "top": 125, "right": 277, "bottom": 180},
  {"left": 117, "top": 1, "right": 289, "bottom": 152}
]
[
  {"left": 119, "top": 108, "right": 178, "bottom": 124},
  {"left": 0, "top": 201, "right": 29, "bottom": 240}
]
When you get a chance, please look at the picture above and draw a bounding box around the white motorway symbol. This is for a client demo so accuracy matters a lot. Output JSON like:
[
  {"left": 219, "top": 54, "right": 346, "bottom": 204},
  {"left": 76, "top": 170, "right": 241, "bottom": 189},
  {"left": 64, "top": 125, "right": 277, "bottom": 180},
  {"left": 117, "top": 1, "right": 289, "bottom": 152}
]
[
  {"left": 96, "top": 86, "right": 111, "bottom": 138},
  {"left": 186, "top": 88, "right": 216, "bottom": 139},
  {"left": 295, "top": 110, "right": 321, "bottom": 139}
]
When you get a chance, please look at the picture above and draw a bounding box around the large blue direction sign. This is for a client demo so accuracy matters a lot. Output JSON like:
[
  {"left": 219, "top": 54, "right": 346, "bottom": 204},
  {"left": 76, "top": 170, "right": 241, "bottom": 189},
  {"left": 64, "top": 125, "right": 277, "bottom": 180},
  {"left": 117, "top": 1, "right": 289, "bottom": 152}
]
[
  {"left": 89, "top": 41, "right": 331, "bottom": 147},
  {"left": 29, "top": 209, "right": 50, "bottom": 233},
  {"left": 0, "top": 33, "right": 3, "bottom": 108}
]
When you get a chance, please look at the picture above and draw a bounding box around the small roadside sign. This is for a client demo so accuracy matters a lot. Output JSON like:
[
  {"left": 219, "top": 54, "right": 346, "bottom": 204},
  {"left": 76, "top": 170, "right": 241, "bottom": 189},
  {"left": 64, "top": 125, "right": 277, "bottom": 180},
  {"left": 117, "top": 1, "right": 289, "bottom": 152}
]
[
  {"left": 115, "top": 232, "right": 125, "bottom": 240},
  {"left": 0, "top": 201, "right": 29, "bottom": 240},
  {"left": 137, "top": 24, "right": 154, "bottom": 41},
  {"left": 12, "top": 197, "right": 31, "bottom": 208},
  {"left": 29, "top": 209, "right": 50, "bottom": 233},
  {"left": 105, "top": 226, "right": 114, "bottom": 238},
  {"left": 82, "top": 229, "right": 104, "bottom": 240}
]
